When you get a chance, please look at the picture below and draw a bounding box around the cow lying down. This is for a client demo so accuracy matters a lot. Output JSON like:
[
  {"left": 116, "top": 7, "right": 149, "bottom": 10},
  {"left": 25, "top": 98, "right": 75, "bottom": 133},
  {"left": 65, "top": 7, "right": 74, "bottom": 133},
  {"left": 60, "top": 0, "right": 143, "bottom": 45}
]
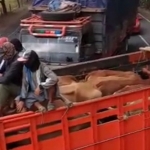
[
  {"left": 58, "top": 70, "right": 150, "bottom": 100},
  {"left": 58, "top": 70, "right": 150, "bottom": 121},
  {"left": 7, "top": 69, "right": 150, "bottom": 149}
]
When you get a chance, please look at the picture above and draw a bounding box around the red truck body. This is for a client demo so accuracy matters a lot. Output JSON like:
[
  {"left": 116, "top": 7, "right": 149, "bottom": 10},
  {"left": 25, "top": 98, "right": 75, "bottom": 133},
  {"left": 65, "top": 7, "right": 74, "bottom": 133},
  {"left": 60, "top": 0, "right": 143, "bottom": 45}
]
[{"left": 1, "top": 51, "right": 150, "bottom": 150}]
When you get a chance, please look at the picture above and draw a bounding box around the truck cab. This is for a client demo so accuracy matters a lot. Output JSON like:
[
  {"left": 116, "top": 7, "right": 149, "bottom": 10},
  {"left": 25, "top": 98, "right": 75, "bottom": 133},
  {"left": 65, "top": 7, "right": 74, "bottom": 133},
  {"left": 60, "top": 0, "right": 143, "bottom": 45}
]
[{"left": 20, "top": 15, "right": 96, "bottom": 66}]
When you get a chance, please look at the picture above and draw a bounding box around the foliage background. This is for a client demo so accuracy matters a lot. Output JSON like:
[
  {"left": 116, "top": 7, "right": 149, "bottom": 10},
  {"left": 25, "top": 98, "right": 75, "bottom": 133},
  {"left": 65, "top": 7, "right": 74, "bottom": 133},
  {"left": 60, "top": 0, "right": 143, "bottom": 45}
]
[
  {"left": 0, "top": 0, "right": 28, "bottom": 14},
  {"left": 140, "top": 0, "right": 150, "bottom": 8}
]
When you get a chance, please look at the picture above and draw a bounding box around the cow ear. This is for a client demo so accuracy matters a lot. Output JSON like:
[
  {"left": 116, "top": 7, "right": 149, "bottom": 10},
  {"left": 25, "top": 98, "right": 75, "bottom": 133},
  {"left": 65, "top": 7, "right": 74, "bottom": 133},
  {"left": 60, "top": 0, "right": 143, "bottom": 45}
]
[
  {"left": 85, "top": 74, "right": 90, "bottom": 81},
  {"left": 59, "top": 85, "right": 75, "bottom": 94},
  {"left": 70, "top": 76, "right": 78, "bottom": 82}
]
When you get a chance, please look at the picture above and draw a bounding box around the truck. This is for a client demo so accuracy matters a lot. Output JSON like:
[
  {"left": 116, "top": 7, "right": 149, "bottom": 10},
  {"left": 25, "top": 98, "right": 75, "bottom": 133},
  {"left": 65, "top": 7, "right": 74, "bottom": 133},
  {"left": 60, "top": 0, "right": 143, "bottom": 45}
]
[
  {"left": 1, "top": 50, "right": 150, "bottom": 150},
  {"left": 20, "top": 0, "right": 139, "bottom": 66}
]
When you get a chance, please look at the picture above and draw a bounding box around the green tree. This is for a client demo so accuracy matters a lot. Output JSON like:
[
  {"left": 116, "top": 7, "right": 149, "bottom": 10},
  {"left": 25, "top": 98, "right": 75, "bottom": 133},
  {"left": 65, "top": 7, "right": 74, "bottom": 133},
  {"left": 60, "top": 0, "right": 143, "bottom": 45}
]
[
  {"left": 140, "top": 0, "right": 150, "bottom": 8},
  {"left": 0, "top": 0, "right": 7, "bottom": 14}
]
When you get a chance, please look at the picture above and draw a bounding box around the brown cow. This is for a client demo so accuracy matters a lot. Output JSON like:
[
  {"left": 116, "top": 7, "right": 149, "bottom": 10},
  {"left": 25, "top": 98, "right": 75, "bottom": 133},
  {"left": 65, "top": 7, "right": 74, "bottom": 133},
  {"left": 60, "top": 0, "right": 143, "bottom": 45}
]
[
  {"left": 85, "top": 70, "right": 139, "bottom": 81},
  {"left": 59, "top": 81, "right": 102, "bottom": 102},
  {"left": 86, "top": 75, "right": 143, "bottom": 96},
  {"left": 112, "top": 84, "right": 150, "bottom": 119},
  {"left": 58, "top": 75, "right": 102, "bottom": 102},
  {"left": 58, "top": 75, "right": 78, "bottom": 86},
  {"left": 114, "top": 84, "right": 149, "bottom": 94}
]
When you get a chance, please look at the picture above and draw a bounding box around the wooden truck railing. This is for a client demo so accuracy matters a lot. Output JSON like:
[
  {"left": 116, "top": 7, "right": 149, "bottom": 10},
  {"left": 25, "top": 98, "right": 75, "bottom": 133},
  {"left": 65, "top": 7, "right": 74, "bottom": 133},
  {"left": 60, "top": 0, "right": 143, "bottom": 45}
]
[{"left": 0, "top": 87, "right": 150, "bottom": 150}]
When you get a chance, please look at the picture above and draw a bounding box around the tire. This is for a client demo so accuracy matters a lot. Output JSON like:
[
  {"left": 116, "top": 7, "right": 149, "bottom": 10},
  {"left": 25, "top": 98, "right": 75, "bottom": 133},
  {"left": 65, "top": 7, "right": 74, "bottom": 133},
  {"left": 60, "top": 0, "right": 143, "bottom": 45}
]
[
  {"left": 114, "top": 38, "right": 128, "bottom": 55},
  {"left": 125, "top": 40, "right": 128, "bottom": 52},
  {"left": 119, "top": 38, "right": 128, "bottom": 53},
  {"left": 40, "top": 10, "right": 77, "bottom": 21}
]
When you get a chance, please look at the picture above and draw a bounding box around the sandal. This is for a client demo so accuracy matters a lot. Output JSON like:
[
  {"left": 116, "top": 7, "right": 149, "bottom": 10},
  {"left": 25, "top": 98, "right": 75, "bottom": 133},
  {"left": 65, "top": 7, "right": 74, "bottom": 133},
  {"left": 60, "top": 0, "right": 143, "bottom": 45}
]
[
  {"left": 47, "top": 102, "right": 55, "bottom": 111},
  {"left": 37, "top": 106, "right": 47, "bottom": 113}
]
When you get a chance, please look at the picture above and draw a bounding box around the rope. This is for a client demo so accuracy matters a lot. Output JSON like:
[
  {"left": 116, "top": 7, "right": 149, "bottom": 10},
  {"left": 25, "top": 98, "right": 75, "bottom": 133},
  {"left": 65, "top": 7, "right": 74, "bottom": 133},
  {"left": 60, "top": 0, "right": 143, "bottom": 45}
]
[
  {"left": 38, "top": 50, "right": 149, "bottom": 123},
  {"left": 60, "top": 93, "right": 74, "bottom": 119}
]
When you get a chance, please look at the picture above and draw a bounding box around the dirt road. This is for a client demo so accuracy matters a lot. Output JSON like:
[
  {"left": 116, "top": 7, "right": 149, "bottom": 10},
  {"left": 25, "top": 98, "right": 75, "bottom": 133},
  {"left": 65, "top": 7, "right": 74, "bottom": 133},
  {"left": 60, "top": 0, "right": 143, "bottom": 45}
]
[{"left": 0, "top": 2, "right": 30, "bottom": 39}]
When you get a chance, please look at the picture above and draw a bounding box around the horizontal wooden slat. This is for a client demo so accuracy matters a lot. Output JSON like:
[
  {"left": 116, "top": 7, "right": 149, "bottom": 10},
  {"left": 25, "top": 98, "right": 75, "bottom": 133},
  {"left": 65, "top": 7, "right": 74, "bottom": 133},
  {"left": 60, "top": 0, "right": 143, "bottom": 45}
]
[
  {"left": 6, "top": 132, "right": 30, "bottom": 143},
  {"left": 37, "top": 124, "right": 62, "bottom": 135},
  {"left": 68, "top": 116, "right": 91, "bottom": 127},
  {"left": 12, "top": 144, "right": 32, "bottom": 150},
  {"left": 4, "top": 124, "right": 30, "bottom": 133},
  {"left": 95, "top": 109, "right": 118, "bottom": 119},
  {"left": 123, "top": 103, "right": 143, "bottom": 112}
]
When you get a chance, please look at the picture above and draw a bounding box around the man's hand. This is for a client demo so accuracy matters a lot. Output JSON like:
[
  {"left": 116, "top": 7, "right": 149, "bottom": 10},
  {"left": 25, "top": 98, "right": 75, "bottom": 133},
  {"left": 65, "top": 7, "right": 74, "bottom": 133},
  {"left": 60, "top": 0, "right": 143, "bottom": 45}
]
[
  {"left": 16, "top": 101, "right": 25, "bottom": 112},
  {"left": 34, "top": 86, "right": 42, "bottom": 96},
  {"left": 0, "top": 73, "right": 3, "bottom": 77},
  {"left": 142, "top": 66, "right": 150, "bottom": 74}
]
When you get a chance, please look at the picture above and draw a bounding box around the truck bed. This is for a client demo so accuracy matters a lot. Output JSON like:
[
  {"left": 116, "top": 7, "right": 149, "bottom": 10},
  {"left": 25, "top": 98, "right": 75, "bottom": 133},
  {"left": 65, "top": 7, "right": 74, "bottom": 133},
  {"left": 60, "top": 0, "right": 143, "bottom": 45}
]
[
  {"left": 1, "top": 51, "right": 150, "bottom": 150},
  {"left": 53, "top": 51, "right": 150, "bottom": 76}
]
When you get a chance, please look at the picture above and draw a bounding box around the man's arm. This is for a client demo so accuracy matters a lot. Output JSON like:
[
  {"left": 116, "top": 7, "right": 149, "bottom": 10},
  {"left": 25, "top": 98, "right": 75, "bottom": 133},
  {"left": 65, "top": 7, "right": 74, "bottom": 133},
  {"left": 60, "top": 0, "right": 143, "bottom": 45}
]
[
  {"left": 0, "top": 61, "right": 22, "bottom": 84},
  {"left": 39, "top": 63, "right": 58, "bottom": 89}
]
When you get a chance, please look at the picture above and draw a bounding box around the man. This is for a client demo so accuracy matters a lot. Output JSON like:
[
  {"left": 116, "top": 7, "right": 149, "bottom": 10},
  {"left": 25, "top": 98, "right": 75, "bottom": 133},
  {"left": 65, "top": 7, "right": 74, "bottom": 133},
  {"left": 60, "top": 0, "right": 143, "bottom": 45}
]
[
  {"left": 15, "top": 50, "right": 58, "bottom": 113},
  {"left": 0, "top": 37, "right": 8, "bottom": 48},
  {"left": 10, "top": 38, "right": 23, "bottom": 53},
  {"left": 0, "top": 41, "right": 22, "bottom": 75},
  {"left": 0, "top": 54, "right": 23, "bottom": 116}
]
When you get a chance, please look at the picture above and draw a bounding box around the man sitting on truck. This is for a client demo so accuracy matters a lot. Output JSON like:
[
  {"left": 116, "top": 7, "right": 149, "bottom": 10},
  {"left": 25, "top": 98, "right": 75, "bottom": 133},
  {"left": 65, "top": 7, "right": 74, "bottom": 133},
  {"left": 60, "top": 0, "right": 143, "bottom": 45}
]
[
  {"left": 0, "top": 42, "right": 23, "bottom": 116},
  {"left": 10, "top": 38, "right": 23, "bottom": 54},
  {"left": 15, "top": 50, "right": 58, "bottom": 113},
  {"left": 0, "top": 39, "right": 23, "bottom": 74}
]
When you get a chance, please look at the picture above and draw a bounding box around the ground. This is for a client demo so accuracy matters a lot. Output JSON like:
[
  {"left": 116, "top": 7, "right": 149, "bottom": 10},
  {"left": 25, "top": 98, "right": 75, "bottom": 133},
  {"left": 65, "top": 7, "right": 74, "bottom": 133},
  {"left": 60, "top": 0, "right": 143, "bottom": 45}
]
[
  {"left": 0, "top": 6, "right": 150, "bottom": 52},
  {"left": 0, "top": 0, "right": 25, "bottom": 13},
  {"left": 128, "top": 8, "right": 150, "bottom": 53},
  {"left": 0, "top": 0, "right": 30, "bottom": 39}
]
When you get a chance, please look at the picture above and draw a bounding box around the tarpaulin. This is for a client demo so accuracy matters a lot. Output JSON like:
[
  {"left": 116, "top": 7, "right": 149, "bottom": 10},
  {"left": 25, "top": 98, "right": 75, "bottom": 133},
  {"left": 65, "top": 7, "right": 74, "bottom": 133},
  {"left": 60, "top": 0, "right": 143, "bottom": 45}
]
[{"left": 32, "top": 0, "right": 107, "bottom": 8}]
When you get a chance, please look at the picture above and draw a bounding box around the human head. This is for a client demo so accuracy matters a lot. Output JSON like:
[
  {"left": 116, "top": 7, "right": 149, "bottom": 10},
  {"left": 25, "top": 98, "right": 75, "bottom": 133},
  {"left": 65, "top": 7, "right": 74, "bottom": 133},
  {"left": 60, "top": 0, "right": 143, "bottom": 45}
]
[
  {"left": 0, "top": 42, "right": 16, "bottom": 60},
  {"left": 10, "top": 38, "right": 23, "bottom": 53},
  {"left": 18, "top": 50, "right": 40, "bottom": 72},
  {"left": 0, "top": 37, "right": 8, "bottom": 48}
]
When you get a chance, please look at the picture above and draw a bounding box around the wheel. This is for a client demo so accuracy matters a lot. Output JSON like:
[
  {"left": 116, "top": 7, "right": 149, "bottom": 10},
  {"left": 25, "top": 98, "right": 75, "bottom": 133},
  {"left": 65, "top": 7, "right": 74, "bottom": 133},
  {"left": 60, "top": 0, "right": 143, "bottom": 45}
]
[
  {"left": 40, "top": 10, "right": 77, "bottom": 21},
  {"left": 125, "top": 40, "right": 128, "bottom": 52},
  {"left": 116, "top": 38, "right": 129, "bottom": 55}
]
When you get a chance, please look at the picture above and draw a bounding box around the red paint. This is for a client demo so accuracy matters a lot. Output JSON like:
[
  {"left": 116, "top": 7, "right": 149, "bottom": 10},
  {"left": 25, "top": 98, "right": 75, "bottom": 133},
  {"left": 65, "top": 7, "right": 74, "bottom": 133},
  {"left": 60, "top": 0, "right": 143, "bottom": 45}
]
[
  {"left": 0, "top": 37, "right": 8, "bottom": 48},
  {"left": 0, "top": 87, "right": 150, "bottom": 150},
  {"left": 132, "top": 17, "right": 141, "bottom": 34}
]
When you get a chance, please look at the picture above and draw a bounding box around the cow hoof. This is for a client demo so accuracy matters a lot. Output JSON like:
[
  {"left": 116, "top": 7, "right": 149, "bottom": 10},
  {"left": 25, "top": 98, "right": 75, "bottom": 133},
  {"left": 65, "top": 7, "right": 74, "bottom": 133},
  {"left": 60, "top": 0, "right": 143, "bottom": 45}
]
[{"left": 123, "top": 114, "right": 129, "bottom": 120}]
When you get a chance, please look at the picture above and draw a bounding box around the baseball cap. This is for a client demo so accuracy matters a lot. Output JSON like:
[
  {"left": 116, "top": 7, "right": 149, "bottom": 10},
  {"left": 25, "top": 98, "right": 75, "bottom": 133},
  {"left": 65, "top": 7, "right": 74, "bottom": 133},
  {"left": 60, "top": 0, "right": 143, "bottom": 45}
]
[
  {"left": 0, "top": 37, "right": 8, "bottom": 48},
  {"left": 17, "top": 50, "right": 32, "bottom": 62}
]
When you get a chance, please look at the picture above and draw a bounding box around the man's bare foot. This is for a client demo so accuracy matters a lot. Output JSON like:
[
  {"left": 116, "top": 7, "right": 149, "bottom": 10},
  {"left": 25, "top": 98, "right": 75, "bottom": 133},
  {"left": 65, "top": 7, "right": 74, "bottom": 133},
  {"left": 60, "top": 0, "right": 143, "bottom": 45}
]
[
  {"left": 34, "top": 102, "right": 46, "bottom": 112},
  {"left": 142, "top": 68, "right": 149, "bottom": 73}
]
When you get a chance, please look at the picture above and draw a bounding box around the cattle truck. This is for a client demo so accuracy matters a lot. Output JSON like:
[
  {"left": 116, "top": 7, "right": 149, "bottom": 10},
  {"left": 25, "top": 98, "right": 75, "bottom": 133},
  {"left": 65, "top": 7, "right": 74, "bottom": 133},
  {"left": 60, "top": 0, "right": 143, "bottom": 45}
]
[
  {"left": 1, "top": 50, "right": 150, "bottom": 150},
  {"left": 20, "top": 0, "right": 139, "bottom": 66}
]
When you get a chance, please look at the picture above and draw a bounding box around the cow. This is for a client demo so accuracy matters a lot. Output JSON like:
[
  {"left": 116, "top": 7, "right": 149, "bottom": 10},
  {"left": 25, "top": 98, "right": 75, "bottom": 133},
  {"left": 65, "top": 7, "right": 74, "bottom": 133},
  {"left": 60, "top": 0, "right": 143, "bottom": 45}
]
[
  {"left": 85, "top": 70, "right": 140, "bottom": 81},
  {"left": 58, "top": 75, "right": 78, "bottom": 86},
  {"left": 114, "top": 84, "right": 149, "bottom": 94},
  {"left": 58, "top": 75, "right": 102, "bottom": 102},
  {"left": 86, "top": 75, "right": 144, "bottom": 96}
]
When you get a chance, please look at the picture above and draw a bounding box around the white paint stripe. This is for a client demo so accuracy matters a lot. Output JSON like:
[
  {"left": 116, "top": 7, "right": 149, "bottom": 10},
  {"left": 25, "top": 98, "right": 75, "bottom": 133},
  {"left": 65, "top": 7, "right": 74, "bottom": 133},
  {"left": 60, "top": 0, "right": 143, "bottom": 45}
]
[
  {"left": 7, "top": 26, "right": 20, "bottom": 38},
  {"left": 138, "top": 13, "right": 150, "bottom": 46},
  {"left": 139, "top": 13, "right": 150, "bottom": 23},
  {"left": 138, "top": 35, "right": 150, "bottom": 46}
]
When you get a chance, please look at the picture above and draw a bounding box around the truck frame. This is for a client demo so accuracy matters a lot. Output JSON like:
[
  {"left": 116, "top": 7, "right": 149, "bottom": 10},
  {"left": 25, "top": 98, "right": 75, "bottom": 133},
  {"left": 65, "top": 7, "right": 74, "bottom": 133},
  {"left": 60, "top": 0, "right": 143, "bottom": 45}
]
[
  {"left": 20, "top": 0, "right": 139, "bottom": 65},
  {"left": 1, "top": 51, "right": 150, "bottom": 150}
]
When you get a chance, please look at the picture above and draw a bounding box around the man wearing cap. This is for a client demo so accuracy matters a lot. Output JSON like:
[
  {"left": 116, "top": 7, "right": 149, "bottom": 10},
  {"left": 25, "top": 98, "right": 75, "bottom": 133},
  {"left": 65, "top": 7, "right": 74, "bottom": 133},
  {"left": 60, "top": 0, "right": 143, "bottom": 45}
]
[
  {"left": 15, "top": 50, "right": 58, "bottom": 113},
  {"left": 0, "top": 42, "right": 23, "bottom": 116},
  {"left": 0, "top": 40, "right": 22, "bottom": 75},
  {"left": 0, "top": 39, "right": 23, "bottom": 115}
]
